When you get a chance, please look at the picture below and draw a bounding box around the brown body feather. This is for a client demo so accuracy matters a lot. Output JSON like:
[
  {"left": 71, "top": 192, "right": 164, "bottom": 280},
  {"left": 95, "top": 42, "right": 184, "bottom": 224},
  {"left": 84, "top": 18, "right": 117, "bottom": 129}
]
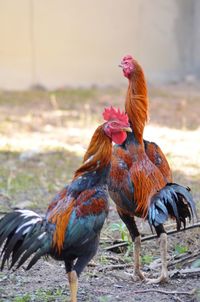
[
  {"left": 130, "top": 152, "right": 166, "bottom": 217},
  {"left": 144, "top": 141, "right": 172, "bottom": 183}
]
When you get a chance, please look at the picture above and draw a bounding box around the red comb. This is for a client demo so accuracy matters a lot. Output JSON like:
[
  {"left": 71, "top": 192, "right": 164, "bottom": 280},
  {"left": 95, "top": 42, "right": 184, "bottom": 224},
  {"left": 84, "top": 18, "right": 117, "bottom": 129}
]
[
  {"left": 122, "top": 55, "right": 133, "bottom": 61},
  {"left": 103, "top": 106, "right": 129, "bottom": 124}
]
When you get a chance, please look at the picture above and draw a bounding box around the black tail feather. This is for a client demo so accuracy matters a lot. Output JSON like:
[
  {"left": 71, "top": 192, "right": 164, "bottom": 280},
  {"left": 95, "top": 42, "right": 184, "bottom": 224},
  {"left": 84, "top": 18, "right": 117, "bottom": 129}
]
[
  {"left": 26, "top": 240, "right": 51, "bottom": 270},
  {"left": 148, "top": 183, "right": 197, "bottom": 230},
  {"left": 1, "top": 228, "right": 25, "bottom": 270},
  {"left": 16, "top": 239, "right": 44, "bottom": 269},
  {"left": 0, "top": 215, "right": 30, "bottom": 247},
  {"left": 0, "top": 210, "right": 54, "bottom": 270},
  {"left": 10, "top": 231, "right": 43, "bottom": 269},
  {"left": 0, "top": 212, "right": 19, "bottom": 233}
]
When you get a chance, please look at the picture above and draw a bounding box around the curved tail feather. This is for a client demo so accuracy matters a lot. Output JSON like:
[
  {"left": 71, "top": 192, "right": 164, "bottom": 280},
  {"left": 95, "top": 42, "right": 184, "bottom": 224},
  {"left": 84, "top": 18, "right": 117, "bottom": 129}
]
[
  {"left": 148, "top": 183, "right": 197, "bottom": 230},
  {"left": 0, "top": 210, "right": 55, "bottom": 270}
]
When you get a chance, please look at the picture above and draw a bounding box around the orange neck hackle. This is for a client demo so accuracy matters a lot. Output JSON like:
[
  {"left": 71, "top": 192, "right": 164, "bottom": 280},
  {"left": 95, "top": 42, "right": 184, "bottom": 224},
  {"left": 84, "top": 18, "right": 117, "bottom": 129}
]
[
  {"left": 125, "top": 59, "right": 149, "bottom": 145},
  {"left": 74, "top": 125, "right": 112, "bottom": 178}
]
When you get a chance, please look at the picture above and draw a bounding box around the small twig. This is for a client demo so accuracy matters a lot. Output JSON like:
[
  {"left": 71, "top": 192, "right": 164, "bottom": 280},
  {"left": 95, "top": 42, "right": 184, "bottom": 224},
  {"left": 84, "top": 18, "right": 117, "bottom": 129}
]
[
  {"left": 149, "top": 250, "right": 200, "bottom": 270},
  {"left": 103, "top": 241, "right": 129, "bottom": 251},
  {"left": 169, "top": 267, "right": 200, "bottom": 278},
  {"left": 104, "top": 222, "right": 200, "bottom": 251},
  {"left": 175, "top": 297, "right": 184, "bottom": 302},
  {"left": 149, "top": 268, "right": 200, "bottom": 280},
  {"left": 134, "top": 288, "right": 196, "bottom": 296},
  {"left": 168, "top": 251, "right": 200, "bottom": 268},
  {"left": 142, "top": 222, "right": 200, "bottom": 242}
]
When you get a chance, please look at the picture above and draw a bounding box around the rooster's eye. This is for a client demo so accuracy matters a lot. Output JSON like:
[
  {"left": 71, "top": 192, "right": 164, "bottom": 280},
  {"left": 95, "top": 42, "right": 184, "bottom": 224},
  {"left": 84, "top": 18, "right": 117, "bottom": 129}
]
[{"left": 111, "top": 122, "right": 118, "bottom": 127}]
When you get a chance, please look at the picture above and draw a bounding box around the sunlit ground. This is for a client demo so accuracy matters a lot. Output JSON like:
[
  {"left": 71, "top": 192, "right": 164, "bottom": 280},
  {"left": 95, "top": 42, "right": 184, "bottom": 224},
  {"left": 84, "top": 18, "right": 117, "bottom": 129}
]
[
  {"left": 0, "top": 86, "right": 199, "bottom": 212},
  {"left": 0, "top": 114, "right": 199, "bottom": 176}
]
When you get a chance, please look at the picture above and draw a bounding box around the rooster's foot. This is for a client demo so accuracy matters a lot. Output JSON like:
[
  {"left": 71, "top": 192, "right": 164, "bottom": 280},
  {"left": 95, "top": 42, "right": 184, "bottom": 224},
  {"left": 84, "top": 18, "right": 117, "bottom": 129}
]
[
  {"left": 146, "top": 272, "right": 169, "bottom": 284},
  {"left": 131, "top": 269, "right": 146, "bottom": 282}
]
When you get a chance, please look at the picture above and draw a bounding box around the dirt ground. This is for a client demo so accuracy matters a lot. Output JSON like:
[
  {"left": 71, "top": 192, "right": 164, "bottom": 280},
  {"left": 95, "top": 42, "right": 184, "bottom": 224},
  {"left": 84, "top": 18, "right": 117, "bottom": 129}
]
[{"left": 0, "top": 84, "right": 200, "bottom": 302}]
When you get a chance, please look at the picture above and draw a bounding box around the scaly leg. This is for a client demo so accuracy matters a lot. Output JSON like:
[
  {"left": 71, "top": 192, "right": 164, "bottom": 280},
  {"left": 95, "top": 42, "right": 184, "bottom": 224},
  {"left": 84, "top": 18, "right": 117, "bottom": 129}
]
[
  {"left": 68, "top": 270, "right": 78, "bottom": 302},
  {"left": 116, "top": 209, "right": 145, "bottom": 281},
  {"left": 133, "top": 235, "right": 146, "bottom": 281},
  {"left": 147, "top": 233, "right": 169, "bottom": 284}
]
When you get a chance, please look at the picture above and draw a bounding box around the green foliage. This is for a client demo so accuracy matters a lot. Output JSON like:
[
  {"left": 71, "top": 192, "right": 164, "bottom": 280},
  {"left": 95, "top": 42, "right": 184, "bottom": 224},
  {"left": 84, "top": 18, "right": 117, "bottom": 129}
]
[
  {"left": 141, "top": 254, "right": 154, "bottom": 265},
  {"left": 123, "top": 255, "right": 133, "bottom": 263},
  {"left": 174, "top": 244, "right": 188, "bottom": 255},
  {"left": 12, "top": 288, "right": 66, "bottom": 302},
  {"left": 8, "top": 173, "right": 37, "bottom": 195},
  {"left": 33, "top": 288, "right": 65, "bottom": 302},
  {"left": 109, "top": 222, "right": 131, "bottom": 242},
  {"left": 99, "top": 255, "right": 109, "bottom": 265},
  {"left": 14, "top": 294, "right": 31, "bottom": 302}
]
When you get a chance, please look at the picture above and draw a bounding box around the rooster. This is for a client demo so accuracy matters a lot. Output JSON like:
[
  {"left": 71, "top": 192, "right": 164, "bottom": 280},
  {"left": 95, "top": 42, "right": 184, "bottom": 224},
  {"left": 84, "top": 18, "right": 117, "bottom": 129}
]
[
  {"left": 0, "top": 106, "right": 131, "bottom": 302},
  {"left": 108, "top": 55, "right": 197, "bottom": 283}
]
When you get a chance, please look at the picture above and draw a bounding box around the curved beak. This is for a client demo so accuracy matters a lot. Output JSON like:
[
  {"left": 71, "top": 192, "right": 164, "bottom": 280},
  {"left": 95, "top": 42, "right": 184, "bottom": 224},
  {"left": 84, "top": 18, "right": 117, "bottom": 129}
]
[
  {"left": 123, "top": 127, "right": 132, "bottom": 132},
  {"left": 118, "top": 63, "right": 123, "bottom": 68}
]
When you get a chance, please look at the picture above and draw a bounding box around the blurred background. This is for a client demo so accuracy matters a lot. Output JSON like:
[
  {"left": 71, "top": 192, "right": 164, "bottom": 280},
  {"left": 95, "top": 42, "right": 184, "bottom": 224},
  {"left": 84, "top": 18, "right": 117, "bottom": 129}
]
[
  {"left": 0, "top": 0, "right": 200, "bottom": 89},
  {"left": 0, "top": 1, "right": 200, "bottom": 300}
]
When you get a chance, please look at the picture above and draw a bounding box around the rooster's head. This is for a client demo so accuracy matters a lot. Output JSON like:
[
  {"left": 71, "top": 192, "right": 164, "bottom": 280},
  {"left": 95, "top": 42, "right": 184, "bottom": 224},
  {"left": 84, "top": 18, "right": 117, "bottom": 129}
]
[
  {"left": 119, "top": 55, "right": 134, "bottom": 79},
  {"left": 102, "top": 106, "right": 131, "bottom": 144}
]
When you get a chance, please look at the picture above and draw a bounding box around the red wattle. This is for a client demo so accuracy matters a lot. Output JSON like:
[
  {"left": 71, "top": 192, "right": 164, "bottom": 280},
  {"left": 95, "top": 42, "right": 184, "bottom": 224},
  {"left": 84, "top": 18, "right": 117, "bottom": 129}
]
[{"left": 111, "top": 131, "right": 127, "bottom": 145}]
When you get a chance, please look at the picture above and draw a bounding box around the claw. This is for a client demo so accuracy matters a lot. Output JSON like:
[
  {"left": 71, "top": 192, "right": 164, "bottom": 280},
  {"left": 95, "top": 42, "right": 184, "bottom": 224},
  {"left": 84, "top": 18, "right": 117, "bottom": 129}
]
[
  {"left": 132, "top": 269, "right": 146, "bottom": 282},
  {"left": 145, "top": 274, "right": 169, "bottom": 284}
]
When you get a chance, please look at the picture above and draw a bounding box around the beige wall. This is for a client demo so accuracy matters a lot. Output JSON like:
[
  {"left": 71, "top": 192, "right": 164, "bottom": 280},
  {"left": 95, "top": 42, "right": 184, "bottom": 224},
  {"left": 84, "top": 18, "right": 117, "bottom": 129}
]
[
  {"left": 0, "top": 0, "right": 199, "bottom": 89},
  {"left": 194, "top": 0, "right": 200, "bottom": 76}
]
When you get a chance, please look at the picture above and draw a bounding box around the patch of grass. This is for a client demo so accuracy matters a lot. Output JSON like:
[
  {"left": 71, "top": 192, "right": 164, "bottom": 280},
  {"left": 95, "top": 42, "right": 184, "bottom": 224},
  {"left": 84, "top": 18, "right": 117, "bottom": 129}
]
[
  {"left": 8, "top": 173, "right": 38, "bottom": 195},
  {"left": 0, "top": 149, "right": 82, "bottom": 212},
  {"left": 0, "top": 88, "right": 99, "bottom": 110},
  {"left": 122, "top": 255, "right": 133, "bottom": 263},
  {"left": 14, "top": 294, "right": 31, "bottom": 302},
  {"left": 99, "top": 255, "right": 109, "bottom": 265},
  {"left": 34, "top": 288, "right": 66, "bottom": 302},
  {"left": 53, "top": 87, "right": 98, "bottom": 105},
  {"left": 13, "top": 288, "right": 67, "bottom": 302},
  {"left": 141, "top": 254, "right": 154, "bottom": 265},
  {"left": 174, "top": 244, "right": 188, "bottom": 255},
  {"left": 109, "top": 222, "right": 131, "bottom": 242}
]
